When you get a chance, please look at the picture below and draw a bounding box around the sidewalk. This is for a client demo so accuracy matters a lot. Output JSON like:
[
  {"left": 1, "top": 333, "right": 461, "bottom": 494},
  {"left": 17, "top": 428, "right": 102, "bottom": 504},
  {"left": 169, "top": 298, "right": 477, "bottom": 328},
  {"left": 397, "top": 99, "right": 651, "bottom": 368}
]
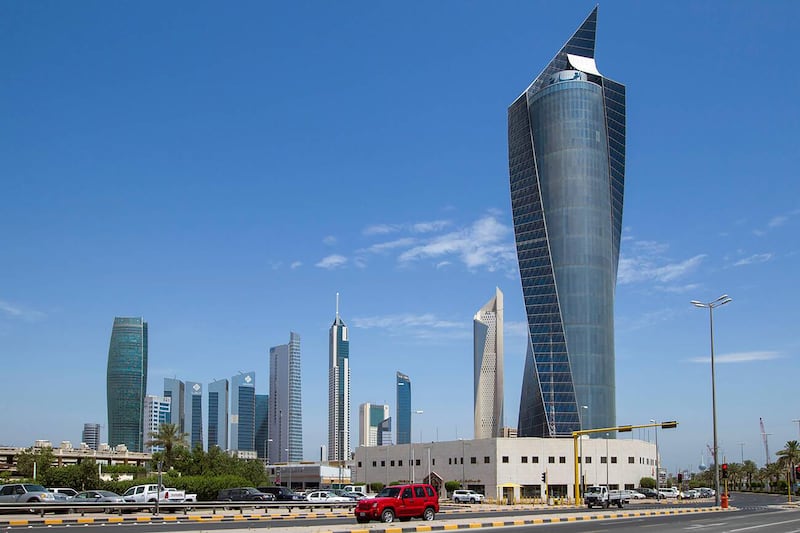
[{"left": 0, "top": 503, "right": 729, "bottom": 529}]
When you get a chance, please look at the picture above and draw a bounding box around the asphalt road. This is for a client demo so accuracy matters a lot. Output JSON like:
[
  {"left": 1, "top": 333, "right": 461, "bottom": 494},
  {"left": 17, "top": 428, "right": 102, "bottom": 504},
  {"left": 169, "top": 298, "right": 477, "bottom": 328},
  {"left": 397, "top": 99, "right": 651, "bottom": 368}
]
[{"left": 2, "top": 492, "right": 795, "bottom": 533}]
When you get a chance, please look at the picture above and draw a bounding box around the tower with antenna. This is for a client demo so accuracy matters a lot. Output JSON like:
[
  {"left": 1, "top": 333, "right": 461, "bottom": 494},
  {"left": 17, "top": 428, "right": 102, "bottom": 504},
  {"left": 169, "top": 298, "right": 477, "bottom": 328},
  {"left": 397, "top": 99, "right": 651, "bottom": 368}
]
[{"left": 328, "top": 292, "right": 351, "bottom": 463}]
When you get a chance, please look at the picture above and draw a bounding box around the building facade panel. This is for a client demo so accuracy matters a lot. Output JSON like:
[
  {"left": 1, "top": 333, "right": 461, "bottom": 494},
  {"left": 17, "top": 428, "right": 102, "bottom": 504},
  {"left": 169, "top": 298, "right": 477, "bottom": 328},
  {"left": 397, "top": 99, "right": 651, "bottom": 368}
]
[
  {"left": 231, "top": 372, "right": 255, "bottom": 452},
  {"left": 106, "top": 317, "right": 148, "bottom": 452},
  {"left": 208, "top": 378, "right": 229, "bottom": 450}
]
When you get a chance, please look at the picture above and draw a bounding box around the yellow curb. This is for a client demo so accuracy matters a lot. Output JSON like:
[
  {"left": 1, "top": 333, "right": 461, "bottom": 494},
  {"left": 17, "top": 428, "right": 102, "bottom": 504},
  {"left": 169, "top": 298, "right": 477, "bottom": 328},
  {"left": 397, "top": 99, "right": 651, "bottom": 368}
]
[
  {"left": 513, "top": 520, "right": 525, "bottom": 526},
  {"left": 44, "top": 519, "right": 64, "bottom": 525},
  {"left": 491, "top": 521, "right": 505, "bottom": 527},
  {"left": 162, "top": 515, "right": 178, "bottom": 521},
  {"left": 443, "top": 524, "right": 459, "bottom": 530},
  {"left": 136, "top": 516, "right": 151, "bottom": 522},
  {"left": 468, "top": 523, "right": 482, "bottom": 528},
  {"left": 107, "top": 516, "right": 124, "bottom": 523},
  {"left": 416, "top": 526, "right": 433, "bottom": 532},
  {"left": 9, "top": 520, "right": 29, "bottom": 527},
  {"left": 532, "top": 518, "right": 544, "bottom": 524},
  {"left": 386, "top": 528, "right": 403, "bottom": 533}
]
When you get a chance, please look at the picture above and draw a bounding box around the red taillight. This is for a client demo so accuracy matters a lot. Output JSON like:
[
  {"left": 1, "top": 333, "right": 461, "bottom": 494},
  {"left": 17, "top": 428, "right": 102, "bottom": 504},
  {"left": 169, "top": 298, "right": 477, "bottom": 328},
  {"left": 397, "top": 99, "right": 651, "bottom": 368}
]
[{"left": 164, "top": 492, "right": 169, "bottom": 498}]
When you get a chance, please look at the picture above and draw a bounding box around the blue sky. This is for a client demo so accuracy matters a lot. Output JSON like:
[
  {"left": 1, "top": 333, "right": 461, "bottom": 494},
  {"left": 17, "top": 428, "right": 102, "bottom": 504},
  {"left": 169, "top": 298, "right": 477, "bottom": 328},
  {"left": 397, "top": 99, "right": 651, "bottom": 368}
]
[{"left": 2, "top": 1, "right": 798, "bottom": 473}]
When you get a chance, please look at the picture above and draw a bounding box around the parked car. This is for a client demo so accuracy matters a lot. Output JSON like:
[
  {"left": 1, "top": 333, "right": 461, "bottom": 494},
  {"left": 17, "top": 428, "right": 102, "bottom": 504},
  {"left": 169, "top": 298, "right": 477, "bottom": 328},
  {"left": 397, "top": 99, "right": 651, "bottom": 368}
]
[
  {"left": 306, "top": 490, "right": 352, "bottom": 503},
  {"left": 217, "top": 487, "right": 274, "bottom": 502},
  {"left": 48, "top": 488, "right": 79, "bottom": 500},
  {"left": 257, "top": 486, "right": 305, "bottom": 501},
  {"left": 635, "top": 487, "right": 658, "bottom": 498},
  {"left": 0, "top": 484, "right": 58, "bottom": 513},
  {"left": 341, "top": 490, "right": 366, "bottom": 500},
  {"left": 451, "top": 489, "right": 484, "bottom": 504},
  {"left": 122, "top": 484, "right": 186, "bottom": 504},
  {"left": 697, "top": 487, "right": 715, "bottom": 498},
  {"left": 69, "top": 491, "right": 126, "bottom": 513},
  {"left": 657, "top": 487, "right": 680, "bottom": 499},
  {"left": 624, "top": 490, "right": 646, "bottom": 500},
  {"left": 354, "top": 483, "right": 438, "bottom": 524},
  {"left": 681, "top": 489, "right": 700, "bottom": 499}
]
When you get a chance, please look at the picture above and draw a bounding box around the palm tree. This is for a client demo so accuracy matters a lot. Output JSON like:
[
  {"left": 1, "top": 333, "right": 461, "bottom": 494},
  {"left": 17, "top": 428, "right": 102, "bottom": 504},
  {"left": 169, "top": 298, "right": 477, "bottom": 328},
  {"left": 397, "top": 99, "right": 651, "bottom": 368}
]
[
  {"left": 146, "top": 422, "right": 188, "bottom": 469},
  {"left": 777, "top": 440, "right": 800, "bottom": 491},
  {"left": 742, "top": 460, "right": 757, "bottom": 490}
]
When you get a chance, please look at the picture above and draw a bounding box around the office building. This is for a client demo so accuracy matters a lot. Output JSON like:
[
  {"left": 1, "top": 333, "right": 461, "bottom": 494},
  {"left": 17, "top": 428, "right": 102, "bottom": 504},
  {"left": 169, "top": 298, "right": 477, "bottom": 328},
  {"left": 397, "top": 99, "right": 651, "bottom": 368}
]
[
  {"left": 185, "top": 382, "right": 204, "bottom": 449},
  {"left": 163, "top": 378, "right": 185, "bottom": 432},
  {"left": 474, "top": 287, "right": 504, "bottom": 439},
  {"left": 508, "top": 7, "right": 625, "bottom": 436},
  {"left": 328, "top": 295, "right": 350, "bottom": 462},
  {"left": 106, "top": 317, "right": 148, "bottom": 452},
  {"left": 208, "top": 378, "right": 229, "bottom": 450},
  {"left": 396, "top": 372, "right": 411, "bottom": 445},
  {"left": 230, "top": 372, "right": 255, "bottom": 452},
  {"left": 269, "top": 332, "right": 303, "bottom": 463},
  {"left": 255, "top": 394, "right": 268, "bottom": 460},
  {"left": 143, "top": 395, "right": 171, "bottom": 452},
  {"left": 82, "top": 423, "right": 101, "bottom": 451},
  {"left": 358, "top": 403, "right": 391, "bottom": 447}
]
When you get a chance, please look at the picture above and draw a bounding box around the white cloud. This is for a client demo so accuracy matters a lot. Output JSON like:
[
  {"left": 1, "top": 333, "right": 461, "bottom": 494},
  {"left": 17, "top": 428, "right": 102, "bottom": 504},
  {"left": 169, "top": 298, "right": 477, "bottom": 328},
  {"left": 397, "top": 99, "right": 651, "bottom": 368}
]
[
  {"left": 688, "top": 351, "right": 781, "bottom": 364},
  {"left": 733, "top": 253, "right": 773, "bottom": 267},
  {"left": 504, "top": 320, "right": 529, "bottom": 337},
  {"left": 290, "top": 261, "right": 303, "bottom": 269},
  {"left": 352, "top": 312, "right": 468, "bottom": 340},
  {"left": 364, "top": 237, "right": 417, "bottom": 254},
  {"left": 768, "top": 215, "right": 788, "bottom": 228},
  {"left": 399, "top": 215, "right": 516, "bottom": 273},
  {"left": 322, "top": 235, "right": 337, "bottom": 246},
  {"left": 435, "top": 261, "right": 451, "bottom": 269},
  {"left": 315, "top": 254, "right": 348, "bottom": 269},
  {"left": 362, "top": 224, "right": 400, "bottom": 236},
  {"left": 618, "top": 254, "right": 706, "bottom": 285},
  {"left": 411, "top": 220, "right": 451, "bottom": 233},
  {"left": 0, "top": 300, "right": 46, "bottom": 321}
]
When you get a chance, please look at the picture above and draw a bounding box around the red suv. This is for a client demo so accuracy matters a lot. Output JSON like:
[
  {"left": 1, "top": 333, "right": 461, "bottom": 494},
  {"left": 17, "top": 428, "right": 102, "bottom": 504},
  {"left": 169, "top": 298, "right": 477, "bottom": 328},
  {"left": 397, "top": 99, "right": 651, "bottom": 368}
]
[{"left": 354, "top": 483, "right": 438, "bottom": 523}]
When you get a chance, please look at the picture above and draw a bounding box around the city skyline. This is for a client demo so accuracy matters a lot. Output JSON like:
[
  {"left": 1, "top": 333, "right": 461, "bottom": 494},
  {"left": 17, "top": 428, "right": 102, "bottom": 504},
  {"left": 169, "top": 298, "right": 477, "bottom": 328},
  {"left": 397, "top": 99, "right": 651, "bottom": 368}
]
[
  {"left": 511, "top": 7, "right": 623, "bottom": 437},
  {"left": 3, "top": 2, "right": 799, "bottom": 471}
]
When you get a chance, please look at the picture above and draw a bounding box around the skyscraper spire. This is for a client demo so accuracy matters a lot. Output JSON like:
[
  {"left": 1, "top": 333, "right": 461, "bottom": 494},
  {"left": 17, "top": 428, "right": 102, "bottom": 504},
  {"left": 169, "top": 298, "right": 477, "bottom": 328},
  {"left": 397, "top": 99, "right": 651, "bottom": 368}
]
[{"left": 336, "top": 292, "right": 340, "bottom": 320}]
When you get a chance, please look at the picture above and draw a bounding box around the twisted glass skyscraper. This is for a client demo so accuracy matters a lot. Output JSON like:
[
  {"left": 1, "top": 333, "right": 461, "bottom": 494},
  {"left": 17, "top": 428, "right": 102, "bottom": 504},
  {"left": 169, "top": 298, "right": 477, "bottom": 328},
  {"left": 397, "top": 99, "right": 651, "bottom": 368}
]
[
  {"left": 509, "top": 7, "right": 625, "bottom": 437},
  {"left": 106, "top": 317, "right": 148, "bottom": 451}
]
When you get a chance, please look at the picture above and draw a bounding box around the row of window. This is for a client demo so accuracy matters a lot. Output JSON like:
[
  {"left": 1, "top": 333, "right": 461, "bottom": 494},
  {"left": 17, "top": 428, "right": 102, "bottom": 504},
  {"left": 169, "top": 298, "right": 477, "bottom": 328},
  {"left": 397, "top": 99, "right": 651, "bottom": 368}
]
[{"left": 358, "top": 455, "right": 654, "bottom": 468}]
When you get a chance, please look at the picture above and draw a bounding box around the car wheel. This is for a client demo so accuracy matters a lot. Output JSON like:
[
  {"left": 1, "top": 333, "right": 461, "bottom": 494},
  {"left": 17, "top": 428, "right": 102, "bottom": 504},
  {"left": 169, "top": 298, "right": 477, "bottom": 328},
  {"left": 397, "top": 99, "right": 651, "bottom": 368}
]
[
  {"left": 469, "top": 498, "right": 476, "bottom": 504},
  {"left": 380, "top": 508, "right": 395, "bottom": 523},
  {"left": 423, "top": 507, "right": 435, "bottom": 521}
]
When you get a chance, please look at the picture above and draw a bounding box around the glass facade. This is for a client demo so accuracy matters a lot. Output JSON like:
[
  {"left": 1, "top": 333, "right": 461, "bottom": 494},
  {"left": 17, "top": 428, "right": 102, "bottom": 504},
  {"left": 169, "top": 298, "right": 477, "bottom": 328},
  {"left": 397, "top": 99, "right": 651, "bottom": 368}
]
[
  {"left": 106, "top": 317, "right": 147, "bottom": 452},
  {"left": 396, "top": 372, "right": 411, "bottom": 444},
  {"left": 231, "top": 372, "right": 255, "bottom": 451},
  {"left": 269, "top": 332, "right": 302, "bottom": 463},
  {"left": 509, "top": 7, "right": 625, "bottom": 437},
  {"left": 207, "top": 378, "right": 228, "bottom": 450},
  {"left": 185, "top": 382, "right": 203, "bottom": 449},
  {"left": 329, "top": 312, "right": 350, "bottom": 462},
  {"left": 255, "top": 394, "right": 269, "bottom": 459},
  {"left": 163, "top": 378, "right": 185, "bottom": 432}
]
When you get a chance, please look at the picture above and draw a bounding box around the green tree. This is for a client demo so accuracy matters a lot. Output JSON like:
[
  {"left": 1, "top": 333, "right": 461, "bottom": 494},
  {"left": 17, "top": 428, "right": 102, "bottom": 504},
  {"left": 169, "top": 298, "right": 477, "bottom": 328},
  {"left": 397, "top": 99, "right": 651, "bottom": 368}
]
[
  {"left": 16, "top": 447, "right": 55, "bottom": 479},
  {"left": 639, "top": 476, "right": 656, "bottom": 489},
  {"left": 741, "top": 460, "right": 757, "bottom": 491},
  {"left": 146, "top": 422, "right": 188, "bottom": 469}
]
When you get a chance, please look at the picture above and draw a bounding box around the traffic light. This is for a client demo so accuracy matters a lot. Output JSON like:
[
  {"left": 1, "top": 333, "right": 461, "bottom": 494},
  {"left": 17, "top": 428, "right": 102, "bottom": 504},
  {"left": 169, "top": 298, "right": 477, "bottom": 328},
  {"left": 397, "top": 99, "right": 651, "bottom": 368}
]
[
  {"left": 677, "top": 473, "right": 683, "bottom": 483},
  {"left": 541, "top": 472, "right": 547, "bottom": 483},
  {"left": 721, "top": 463, "right": 728, "bottom": 478}
]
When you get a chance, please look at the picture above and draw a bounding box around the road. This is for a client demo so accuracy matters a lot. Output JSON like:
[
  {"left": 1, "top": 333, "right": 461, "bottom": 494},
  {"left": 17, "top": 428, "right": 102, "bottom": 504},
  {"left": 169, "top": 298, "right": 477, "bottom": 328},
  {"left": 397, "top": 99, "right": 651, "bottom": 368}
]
[{"left": 2, "top": 492, "right": 795, "bottom": 533}]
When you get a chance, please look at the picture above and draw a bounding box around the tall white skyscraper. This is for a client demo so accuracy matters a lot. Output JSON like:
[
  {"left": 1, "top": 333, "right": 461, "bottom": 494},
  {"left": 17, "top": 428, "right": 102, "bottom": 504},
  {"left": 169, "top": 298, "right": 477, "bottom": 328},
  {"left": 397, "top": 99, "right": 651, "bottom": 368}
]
[
  {"left": 473, "top": 287, "right": 504, "bottom": 439},
  {"left": 358, "top": 402, "right": 390, "bottom": 447},
  {"left": 328, "top": 294, "right": 350, "bottom": 462},
  {"left": 269, "top": 332, "right": 302, "bottom": 463},
  {"left": 143, "top": 395, "right": 171, "bottom": 452}
]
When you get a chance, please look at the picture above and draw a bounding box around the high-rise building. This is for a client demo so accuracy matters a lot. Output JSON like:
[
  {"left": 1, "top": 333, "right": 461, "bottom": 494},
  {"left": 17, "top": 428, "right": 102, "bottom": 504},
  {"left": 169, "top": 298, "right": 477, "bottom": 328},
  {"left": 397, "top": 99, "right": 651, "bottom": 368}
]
[
  {"left": 396, "top": 372, "right": 411, "bottom": 445},
  {"left": 474, "top": 287, "right": 504, "bottom": 439},
  {"left": 269, "top": 332, "right": 302, "bottom": 463},
  {"left": 106, "top": 317, "right": 148, "bottom": 452},
  {"left": 208, "top": 378, "right": 229, "bottom": 450},
  {"left": 82, "top": 423, "right": 101, "bottom": 451},
  {"left": 143, "top": 395, "right": 171, "bottom": 452},
  {"left": 255, "top": 394, "right": 269, "bottom": 460},
  {"left": 230, "top": 372, "right": 255, "bottom": 452},
  {"left": 358, "top": 403, "right": 391, "bottom": 447},
  {"left": 163, "top": 378, "right": 185, "bottom": 432},
  {"left": 508, "top": 7, "right": 624, "bottom": 437},
  {"left": 328, "top": 295, "right": 350, "bottom": 462},
  {"left": 184, "top": 381, "right": 204, "bottom": 449}
]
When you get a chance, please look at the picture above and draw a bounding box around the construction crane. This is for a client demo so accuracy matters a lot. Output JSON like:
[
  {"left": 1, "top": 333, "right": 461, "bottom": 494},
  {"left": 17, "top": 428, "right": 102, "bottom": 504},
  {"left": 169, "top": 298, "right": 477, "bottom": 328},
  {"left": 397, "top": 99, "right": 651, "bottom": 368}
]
[{"left": 760, "top": 417, "right": 771, "bottom": 465}]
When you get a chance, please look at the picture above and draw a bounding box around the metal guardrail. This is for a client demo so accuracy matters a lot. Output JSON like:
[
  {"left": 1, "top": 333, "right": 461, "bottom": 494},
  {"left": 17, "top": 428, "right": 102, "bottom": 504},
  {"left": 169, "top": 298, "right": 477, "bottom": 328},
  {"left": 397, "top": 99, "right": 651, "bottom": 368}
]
[{"left": 0, "top": 500, "right": 358, "bottom": 517}]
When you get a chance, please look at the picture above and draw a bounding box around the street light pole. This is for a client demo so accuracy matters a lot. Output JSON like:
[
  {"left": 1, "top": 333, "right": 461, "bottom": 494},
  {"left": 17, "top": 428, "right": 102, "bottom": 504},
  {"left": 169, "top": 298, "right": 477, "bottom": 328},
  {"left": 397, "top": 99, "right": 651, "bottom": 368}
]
[
  {"left": 692, "top": 294, "right": 732, "bottom": 508},
  {"left": 580, "top": 405, "right": 588, "bottom": 499},
  {"left": 650, "top": 420, "right": 659, "bottom": 498}
]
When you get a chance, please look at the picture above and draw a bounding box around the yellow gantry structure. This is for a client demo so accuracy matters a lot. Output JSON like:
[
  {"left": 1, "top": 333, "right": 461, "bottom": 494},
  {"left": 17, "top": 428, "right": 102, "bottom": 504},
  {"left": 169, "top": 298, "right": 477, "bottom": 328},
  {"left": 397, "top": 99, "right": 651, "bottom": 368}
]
[{"left": 572, "top": 421, "right": 677, "bottom": 505}]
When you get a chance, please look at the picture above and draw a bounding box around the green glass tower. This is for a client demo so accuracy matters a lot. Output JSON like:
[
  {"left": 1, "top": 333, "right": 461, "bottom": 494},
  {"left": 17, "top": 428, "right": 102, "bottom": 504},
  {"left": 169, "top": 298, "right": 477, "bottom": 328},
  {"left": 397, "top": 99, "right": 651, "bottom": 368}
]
[{"left": 106, "top": 317, "right": 148, "bottom": 452}]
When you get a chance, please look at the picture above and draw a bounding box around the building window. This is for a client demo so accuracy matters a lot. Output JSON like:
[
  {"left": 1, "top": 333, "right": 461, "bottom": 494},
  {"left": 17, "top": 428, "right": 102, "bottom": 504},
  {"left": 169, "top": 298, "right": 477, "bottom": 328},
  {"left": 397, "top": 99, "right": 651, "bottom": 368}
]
[
  {"left": 484, "top": 456, "right": 490, "bottom": 464},
  {"left": 460, "top": 457, "right": 463, "bottom": 464},
  {"left": 415, "top": 459, "right": 420, "bottom": 466},
  {"left": 559, "top": 456, "right": 566, "bottom": 464},
  {"left": 372, "top": 461, "right": 377, "bottom": 467},
  {"left": 532, "top": 456, "right": 539, "bottom": 463},
  {"left": 611, "top": 456, "right": 617, "bottom": 464},
  {"left": 601, "top": 457, "right": 607, "bottom": 464},
  {"left": 586, "top": 457, "right": 592, "bottom": 464},
  {"left": 381, "top": 460, "right": 385, "bottom": 467},
  {"left": 628, "top": 457, "right": 634, "bottom": 464},
  {"left": 470, "top": 457, "right": 477, "bottom": 464},
  {"left": 449, "top": 458, "right": 452, "bottom": 465},
  {"left": 357, "top": 461, "right": 362, "bottom": 467},
  {"left": 390, "top": 460, "right": 395, "bottom": 467},
  {"left": 432, "top": 458, "right": 436, "bottom": 466},
  {"left": 398, "top": 460, "right": 403, "bottom": 467},
  {"left": 502, "top": 456, "right": 509, "bottom": 463},
  {"left": 548, "top": 456, "right": 555, "bottom": 464},
  {"left": 521, "top": 456, "right": 528, "bottom": 463}
]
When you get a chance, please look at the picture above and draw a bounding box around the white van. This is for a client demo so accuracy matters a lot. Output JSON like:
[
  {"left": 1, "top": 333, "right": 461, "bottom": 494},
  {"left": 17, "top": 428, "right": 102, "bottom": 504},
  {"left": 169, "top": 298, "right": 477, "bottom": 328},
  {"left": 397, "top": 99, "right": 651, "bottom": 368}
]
[{"left": 657, "top": 487, "right": 679, "bottom": 499}]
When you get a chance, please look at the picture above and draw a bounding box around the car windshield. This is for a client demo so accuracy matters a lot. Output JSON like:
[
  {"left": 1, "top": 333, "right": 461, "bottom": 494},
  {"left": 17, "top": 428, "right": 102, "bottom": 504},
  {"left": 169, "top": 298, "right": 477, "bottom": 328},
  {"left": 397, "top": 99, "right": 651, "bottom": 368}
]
[
  {"left": 585, "top": 487, "right": 602, "bottom": 494},
  {"left": 24, "top": 485, "right": 47, "bottom": 492},
  {"left": 377, "top": 487, "right": 401, "bottom": 498}
]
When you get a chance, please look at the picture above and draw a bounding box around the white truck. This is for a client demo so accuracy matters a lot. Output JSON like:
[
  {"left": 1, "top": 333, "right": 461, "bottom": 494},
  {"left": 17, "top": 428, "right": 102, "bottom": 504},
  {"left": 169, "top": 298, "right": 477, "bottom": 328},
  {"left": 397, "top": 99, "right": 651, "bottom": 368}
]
[
  {"left": 122, "top": 484, "right": 188, "bottom": 504},
  {"left": 583, "top": 485, "right": 626, "bottom": 509}
]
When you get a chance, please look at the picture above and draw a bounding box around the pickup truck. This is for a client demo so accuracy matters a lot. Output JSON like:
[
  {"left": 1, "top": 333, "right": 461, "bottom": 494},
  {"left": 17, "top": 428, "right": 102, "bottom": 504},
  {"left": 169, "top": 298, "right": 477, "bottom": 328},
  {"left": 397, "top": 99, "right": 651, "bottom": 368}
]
[
  {"left": 122, "top": 484, "right": 187, "bottom": 504},
  {"left": 583, "top": 485, "right": 626, "bottom": 509}
]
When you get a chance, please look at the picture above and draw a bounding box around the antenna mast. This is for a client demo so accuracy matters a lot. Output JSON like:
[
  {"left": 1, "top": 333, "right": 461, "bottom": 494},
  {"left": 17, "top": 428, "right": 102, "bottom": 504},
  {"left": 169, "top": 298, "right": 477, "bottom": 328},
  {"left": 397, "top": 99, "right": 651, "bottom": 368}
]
[{"left": 336, "top": 292, "right": 340, "bottom": 319}]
